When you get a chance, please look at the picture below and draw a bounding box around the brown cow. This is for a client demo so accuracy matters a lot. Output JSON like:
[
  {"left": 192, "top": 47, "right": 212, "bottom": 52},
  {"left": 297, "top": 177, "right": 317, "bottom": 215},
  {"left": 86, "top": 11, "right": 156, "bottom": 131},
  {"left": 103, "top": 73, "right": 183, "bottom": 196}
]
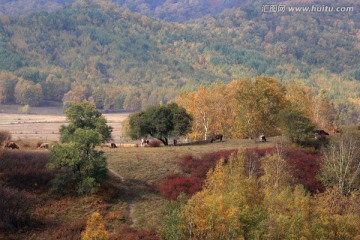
[
  {"left": 38, "top": 143, "right": 49, "bottom": 149},
  {"left": 5, "top": 141, "right": 20, "bottom": 149}
]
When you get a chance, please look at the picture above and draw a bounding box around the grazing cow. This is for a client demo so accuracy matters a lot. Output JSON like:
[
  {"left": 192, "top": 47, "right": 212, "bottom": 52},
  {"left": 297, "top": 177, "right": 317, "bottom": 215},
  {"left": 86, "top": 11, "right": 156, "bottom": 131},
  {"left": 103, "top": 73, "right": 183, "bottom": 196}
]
[
  {"left": 110, "top": 143, "right": 117, "bottom": 148},
  {"left": 5, "top": 141, "right": 20, "bottom": 149},
  {"left": 259, "top": 135, "right": 266, "bottom": 142},
  {"left": 314, "top": 130, "right": 329, "bottom": 140},
  {"left": 210, "top": 134, "right": 223, "bottom": 143},
  {"left": 141, "top": 139, "right": 150, "bottom": 146},
  {"left": 38, "top": 143, "right": 49, "bottom": 149}
]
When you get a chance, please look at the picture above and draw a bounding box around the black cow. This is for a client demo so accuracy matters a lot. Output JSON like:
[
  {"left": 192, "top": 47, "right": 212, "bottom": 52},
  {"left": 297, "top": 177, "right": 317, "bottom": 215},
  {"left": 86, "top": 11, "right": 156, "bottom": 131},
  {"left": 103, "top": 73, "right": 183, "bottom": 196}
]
[
  {"left": 5, "top": 141, "right": 20, "bottom": 149},
  {"left": 110, "top": 143, "right": 117, "bottom": 148},
  {"left": 210, "top": 134, "right": 223, "bottom": 143}
]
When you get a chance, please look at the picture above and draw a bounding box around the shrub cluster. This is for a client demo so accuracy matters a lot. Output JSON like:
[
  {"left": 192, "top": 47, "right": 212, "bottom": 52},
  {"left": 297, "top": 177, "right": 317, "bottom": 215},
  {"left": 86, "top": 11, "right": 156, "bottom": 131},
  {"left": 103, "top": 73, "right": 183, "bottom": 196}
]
[
  {"left": 180, "top": 150, "right": 238, "bottom": 178},
  {"left": 0, "top": 130, "right": 11, "bottom": 145},
  {"left": 157, "top": 174, "right": 202, "bottom": 201},
  {"left": 0, "top": 150, "right": 54, "bottom": 190},
  {"left": 0, "top": 186, "right": 35, "bottom": 231},
  {"left": 52, "top": 218, "right": 86, "bottom": 240},
  {"left": 283, "top": 148, "right": 324, "bottom": 193},
  {"left": 158, "top": 149, "right": 237, "bottom": 200}
]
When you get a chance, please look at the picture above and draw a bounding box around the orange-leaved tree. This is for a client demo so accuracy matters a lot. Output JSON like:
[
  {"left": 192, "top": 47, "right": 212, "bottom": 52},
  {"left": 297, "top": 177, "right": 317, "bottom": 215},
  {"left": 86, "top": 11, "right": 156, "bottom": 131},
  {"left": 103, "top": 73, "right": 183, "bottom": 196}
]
[{"left": 82, "top": 212, "right": 109, "bottom": 240}]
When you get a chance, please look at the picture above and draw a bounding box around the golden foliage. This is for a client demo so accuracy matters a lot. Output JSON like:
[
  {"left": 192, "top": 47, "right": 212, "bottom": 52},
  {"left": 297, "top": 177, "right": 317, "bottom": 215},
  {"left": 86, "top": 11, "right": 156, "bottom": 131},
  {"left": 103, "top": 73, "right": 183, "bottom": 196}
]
[{"left": 82, "top": 212, "right": 109, "bottom": 240}]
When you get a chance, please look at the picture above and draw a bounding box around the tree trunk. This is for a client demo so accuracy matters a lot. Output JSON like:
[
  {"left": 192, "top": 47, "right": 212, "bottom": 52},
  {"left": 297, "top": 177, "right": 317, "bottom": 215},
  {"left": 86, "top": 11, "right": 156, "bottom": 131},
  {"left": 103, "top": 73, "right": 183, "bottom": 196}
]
[{"left": 158, "top": 137, "right": 168, "bottom": 146}]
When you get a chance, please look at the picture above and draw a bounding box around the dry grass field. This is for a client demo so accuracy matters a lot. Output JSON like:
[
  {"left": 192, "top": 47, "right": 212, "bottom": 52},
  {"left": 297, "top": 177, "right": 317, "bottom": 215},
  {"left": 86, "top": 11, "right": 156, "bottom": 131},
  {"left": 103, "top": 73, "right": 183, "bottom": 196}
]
[{"left": 0, "top": 104, "right": 129, "bottom": 142}]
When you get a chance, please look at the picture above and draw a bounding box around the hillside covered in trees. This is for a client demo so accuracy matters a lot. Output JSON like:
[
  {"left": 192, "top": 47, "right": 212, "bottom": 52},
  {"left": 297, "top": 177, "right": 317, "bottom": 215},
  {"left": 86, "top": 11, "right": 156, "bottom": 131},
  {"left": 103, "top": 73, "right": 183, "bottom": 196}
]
[
  {"left": 0, "top": 0, "right": 247, "bottom": 21},
  {"left": 0, "top": 0, "right": 359, "bottom": 124}
]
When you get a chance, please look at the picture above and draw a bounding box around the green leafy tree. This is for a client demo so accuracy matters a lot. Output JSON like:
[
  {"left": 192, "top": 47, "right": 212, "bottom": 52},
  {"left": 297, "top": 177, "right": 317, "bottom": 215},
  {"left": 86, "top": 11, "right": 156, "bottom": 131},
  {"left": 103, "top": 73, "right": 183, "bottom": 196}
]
[
  {"left": 128, "top": 103, "right": 192, "bottom": 145},
  {"left": 49, "top": 102, "right": 110, "bottom": 195},
  {"left": 49, "top": 129, "right": 108, "bottom": 195},
  {"left": 279, "top": 108, "right": 315, "bottom": 144},
  {"left": 60, "top": 102, "right": 112, "bottom": 143}
]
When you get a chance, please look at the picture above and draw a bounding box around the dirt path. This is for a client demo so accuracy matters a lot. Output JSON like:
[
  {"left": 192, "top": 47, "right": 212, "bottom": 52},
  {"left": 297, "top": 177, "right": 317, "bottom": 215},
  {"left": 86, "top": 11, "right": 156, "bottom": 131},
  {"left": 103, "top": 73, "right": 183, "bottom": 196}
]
[{"left": 108, "top": 169, "right": 137, "bottom": 227}]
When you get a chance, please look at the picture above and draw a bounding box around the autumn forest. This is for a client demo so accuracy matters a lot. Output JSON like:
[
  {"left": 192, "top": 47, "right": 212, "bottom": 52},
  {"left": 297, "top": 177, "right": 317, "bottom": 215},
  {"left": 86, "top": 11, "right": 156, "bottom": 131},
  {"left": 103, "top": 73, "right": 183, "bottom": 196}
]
[{"left": 0, "top": 0, "right": 360, "bottom": 239}]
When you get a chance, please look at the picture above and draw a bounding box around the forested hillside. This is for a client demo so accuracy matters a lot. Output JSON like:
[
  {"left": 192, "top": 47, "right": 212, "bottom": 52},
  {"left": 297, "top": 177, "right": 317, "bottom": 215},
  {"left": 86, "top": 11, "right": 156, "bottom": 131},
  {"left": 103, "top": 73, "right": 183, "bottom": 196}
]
[
  {"left": 0, "top": 0, "right": 359, "bottom": 123},
  {"left": 0, "top": 0, "right": 247, "bottom": 22}
]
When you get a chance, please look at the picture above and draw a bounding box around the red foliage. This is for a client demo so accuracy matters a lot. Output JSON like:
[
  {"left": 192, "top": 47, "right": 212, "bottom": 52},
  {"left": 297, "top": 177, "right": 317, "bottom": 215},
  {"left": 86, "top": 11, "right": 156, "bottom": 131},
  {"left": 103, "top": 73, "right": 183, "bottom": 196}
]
[
  {"left": 157, "top": 174, "right": 203, "bottom": 200},
  {"left": 283, "top": 148, "right": 325, "bottom": 193},
  {"left": 0, "top": 186, "right": 36, "bottom": 231},
  {"left": 52, "top": 218, "right": 86, "bottom": 240},
  {"left": 0, "top": 150, "right": 55, "bottom": 191},
  {"left": 180, "top": 149, "right": 238, "bottom": 178},
  {"left": 110, "top": 225, "right": 159, "bottom": 240},
  {"left": 158, "top": 149, "right": 237, "bottom": 200}
]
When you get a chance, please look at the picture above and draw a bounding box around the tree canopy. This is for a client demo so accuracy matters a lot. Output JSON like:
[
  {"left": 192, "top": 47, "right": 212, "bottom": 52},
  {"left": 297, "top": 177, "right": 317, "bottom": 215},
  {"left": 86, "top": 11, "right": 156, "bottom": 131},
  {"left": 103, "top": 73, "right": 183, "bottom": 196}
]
[
  {"left": 128, "top": 103, "right": 192, "bottom": 145},
  {"left": 60, "top": 102, "right": 112, "bottom": 143}
]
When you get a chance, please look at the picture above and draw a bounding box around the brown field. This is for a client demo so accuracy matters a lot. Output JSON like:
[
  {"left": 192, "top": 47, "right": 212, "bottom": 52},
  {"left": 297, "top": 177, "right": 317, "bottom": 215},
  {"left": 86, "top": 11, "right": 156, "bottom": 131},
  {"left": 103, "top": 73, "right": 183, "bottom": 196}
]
[{"left": 0, "top": 104, "right": 129, "bottom": 142}]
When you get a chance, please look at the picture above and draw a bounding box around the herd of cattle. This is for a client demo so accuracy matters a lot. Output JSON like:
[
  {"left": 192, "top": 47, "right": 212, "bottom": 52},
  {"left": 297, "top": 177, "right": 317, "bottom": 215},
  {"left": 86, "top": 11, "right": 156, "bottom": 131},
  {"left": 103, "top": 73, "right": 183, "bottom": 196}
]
[
  {"left": 2, "top": 141, "right": 50, "bottom": 150},
  {"left": 1, "top": 129, "right": 335, "bottom": 150}
]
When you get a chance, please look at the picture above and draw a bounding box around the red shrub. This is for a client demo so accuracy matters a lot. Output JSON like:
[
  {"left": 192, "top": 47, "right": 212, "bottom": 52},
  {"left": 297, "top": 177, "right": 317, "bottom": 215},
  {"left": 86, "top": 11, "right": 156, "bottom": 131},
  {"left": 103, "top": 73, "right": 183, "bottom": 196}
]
[
  {"left": 111, "top": 225, "right": 159, "bottom": 240},
  {"left": 0, "top": 150, "right": 55, "bottom": 191},
  {"left": 52, "top": 218, "right": 86, "bottom": 240},
  {"left": 0, "top": 130, "right": 11, "bottom": 146},
  {"left": 158, "top": 149, "right": 237, "bottom": 200},
  {"left": 180, "top": 149, "right": 237, "bottom": 178},
  {"left": 283, "top": 148, "right": 325, "bottom": 193},
  {"left": 242, "top": 147, "right": 324, "bottom": 193},
  {"left": 0, "top": 186, "right": 36, "bottom": 231},
  {"left": 157, "top": 174, "right": 203, "bottom": 200}
]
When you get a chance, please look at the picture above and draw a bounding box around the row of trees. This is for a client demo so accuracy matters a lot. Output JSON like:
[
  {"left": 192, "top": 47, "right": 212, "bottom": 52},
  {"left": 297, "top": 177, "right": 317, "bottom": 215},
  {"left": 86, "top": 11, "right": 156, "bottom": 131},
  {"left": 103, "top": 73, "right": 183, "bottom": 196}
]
[
  {"left": 177, "top": 76, "right": 337, "bottom": 142},
  {"left": 161, "top": 137, "right": 360, "bottom": 239}
]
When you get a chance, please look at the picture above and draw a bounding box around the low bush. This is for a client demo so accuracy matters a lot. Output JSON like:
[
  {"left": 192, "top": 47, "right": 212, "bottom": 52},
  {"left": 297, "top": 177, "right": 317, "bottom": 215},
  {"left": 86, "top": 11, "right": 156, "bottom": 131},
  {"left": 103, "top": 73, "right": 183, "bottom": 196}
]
[
  {"left": 157, "top": 174, "right": 203, "bottom": 200},
  {"left": 0, "top": 150, "right": 55, "bottom": 191},
  {"left": 0, "top": 186, "right": 35, "bottom": 231},
  {"left": 0, "top": 130, "right": 11, "bottom": 145},
  {"left": 180, "top": 149, "right": 237, "bottom": 178},
  {"left": 283, "top": 148, "right": 325, "bottom": 193},
  {"left": 52, "top": 218, "right": 86, "bottom": 240},
  {"left": 158, "top": 149, "right": 237, "bottom": 200}
]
